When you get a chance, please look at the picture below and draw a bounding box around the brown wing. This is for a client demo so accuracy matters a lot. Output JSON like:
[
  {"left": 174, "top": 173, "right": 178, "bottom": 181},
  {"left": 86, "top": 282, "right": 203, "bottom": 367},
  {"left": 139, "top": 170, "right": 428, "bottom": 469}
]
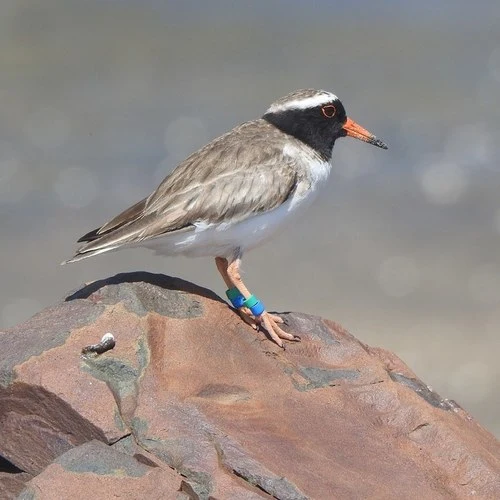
[
  {"left": 77, "top": 197, "right": 148, "bottom": 242},
  {"left": 67, "top": 120, "right": 298, "bottom": 262}
]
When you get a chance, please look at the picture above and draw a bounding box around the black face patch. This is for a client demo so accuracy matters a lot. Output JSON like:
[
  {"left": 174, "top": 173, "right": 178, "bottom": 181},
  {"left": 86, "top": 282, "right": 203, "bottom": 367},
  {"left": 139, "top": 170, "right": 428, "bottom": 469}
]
[{"left": 263, "top": 100, "right": 347, "bottom": 160}]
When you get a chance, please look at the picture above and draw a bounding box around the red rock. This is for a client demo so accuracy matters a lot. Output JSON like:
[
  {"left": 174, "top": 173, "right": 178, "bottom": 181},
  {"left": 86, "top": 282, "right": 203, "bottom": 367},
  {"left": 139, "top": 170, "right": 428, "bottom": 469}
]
[
  {"left": 20, "top": 440, "right": 183, "bottom": 500},
  {"left": 0, "top": 272, "right": 499, "bottom": 499},
  {"left": 0, "top": 471, "right": 32, "bottom": 500}
]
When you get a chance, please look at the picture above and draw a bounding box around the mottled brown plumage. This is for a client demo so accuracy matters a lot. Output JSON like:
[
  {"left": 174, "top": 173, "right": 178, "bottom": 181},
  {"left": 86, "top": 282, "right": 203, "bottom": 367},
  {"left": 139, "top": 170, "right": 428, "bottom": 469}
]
[{"left": 68, "top": 119, "right": 306, "bottom": 261}]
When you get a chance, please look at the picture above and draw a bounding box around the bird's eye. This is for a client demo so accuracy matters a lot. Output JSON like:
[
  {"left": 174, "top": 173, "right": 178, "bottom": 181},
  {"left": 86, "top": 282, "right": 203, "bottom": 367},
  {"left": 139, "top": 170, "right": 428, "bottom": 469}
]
[{"left": 321, "top": 104, "right": 336, "bottom": 118}]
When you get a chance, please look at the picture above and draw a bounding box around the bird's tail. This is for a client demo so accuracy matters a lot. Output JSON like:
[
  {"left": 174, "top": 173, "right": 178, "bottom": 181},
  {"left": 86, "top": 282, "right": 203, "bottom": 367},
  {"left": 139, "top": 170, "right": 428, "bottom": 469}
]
[
  {"left": 61, "top": 244, "right": 121, "bottom": 265},
  {"left": 62, "top": 197, "right": 150, "bottom": 265}
]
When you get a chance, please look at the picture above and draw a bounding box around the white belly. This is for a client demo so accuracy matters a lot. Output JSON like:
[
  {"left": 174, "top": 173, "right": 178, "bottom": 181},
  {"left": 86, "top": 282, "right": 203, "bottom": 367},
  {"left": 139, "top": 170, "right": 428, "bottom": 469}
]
[{"left": 142, "top": 186, "right": 321, "bottom": 258}]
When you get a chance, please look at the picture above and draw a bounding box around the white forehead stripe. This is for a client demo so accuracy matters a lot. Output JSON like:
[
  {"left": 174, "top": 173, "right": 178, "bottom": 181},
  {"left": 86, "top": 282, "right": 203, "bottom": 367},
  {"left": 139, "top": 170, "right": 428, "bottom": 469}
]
[{"left": 267, "top": 93, "right": 338, "bottom": 113}]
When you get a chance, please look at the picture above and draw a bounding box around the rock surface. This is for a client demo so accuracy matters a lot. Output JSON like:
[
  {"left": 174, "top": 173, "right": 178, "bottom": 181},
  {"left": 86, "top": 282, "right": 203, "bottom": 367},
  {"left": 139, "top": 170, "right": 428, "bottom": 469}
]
[{"left": 0, "top": 272, "right": 499, "bottom": 499}]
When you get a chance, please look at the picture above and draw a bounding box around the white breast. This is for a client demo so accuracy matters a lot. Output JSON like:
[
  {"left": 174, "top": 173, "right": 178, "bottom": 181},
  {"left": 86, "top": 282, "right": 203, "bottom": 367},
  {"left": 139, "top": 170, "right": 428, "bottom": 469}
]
[
  {"left": 283, "top": 142, "right": 331, "bottom": 201},
  {"left": 142, "top": 142, "right": 332, "bottom": 259}
]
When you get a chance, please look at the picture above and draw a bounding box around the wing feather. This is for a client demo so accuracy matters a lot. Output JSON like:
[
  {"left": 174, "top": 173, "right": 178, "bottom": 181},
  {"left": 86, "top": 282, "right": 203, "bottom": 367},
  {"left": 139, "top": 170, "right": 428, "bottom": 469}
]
[{"left": 67, "top": 120, "right": 299, "bottom": 262}]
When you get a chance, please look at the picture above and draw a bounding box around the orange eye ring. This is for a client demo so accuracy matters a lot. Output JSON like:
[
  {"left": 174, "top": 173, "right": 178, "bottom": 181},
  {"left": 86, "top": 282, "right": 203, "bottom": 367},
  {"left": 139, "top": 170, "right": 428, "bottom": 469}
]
[{"left": 321, "top": 104, "right": 336, "bottom": 118}]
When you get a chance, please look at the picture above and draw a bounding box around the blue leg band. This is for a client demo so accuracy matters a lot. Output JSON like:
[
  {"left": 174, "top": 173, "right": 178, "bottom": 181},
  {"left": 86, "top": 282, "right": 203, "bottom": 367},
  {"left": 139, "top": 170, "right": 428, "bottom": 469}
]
[
  {"left": 225, "top": 287, "right": 246, "bottom": 309},
  {"left": 242, "top": 295, "right": 265, "bottom": 316}
]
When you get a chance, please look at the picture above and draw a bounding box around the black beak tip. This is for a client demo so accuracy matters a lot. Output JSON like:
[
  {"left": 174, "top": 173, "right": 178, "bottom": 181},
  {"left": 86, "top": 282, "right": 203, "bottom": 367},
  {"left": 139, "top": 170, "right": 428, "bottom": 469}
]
[{"left": 372, "top": 137, "right": 388, "bottom": 150}]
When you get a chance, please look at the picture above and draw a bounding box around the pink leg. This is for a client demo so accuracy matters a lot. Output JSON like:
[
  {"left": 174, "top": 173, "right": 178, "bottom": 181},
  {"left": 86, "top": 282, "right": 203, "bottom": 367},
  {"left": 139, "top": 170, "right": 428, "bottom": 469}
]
[
  {"left": 215, "top": 257, "right": 259, "bottom": 329},
  {"left": 215, "top": 257, "right": 285, "bottom": 327},
  {"left": 221, "top": 256, "right": 300, "bottom": 348}
]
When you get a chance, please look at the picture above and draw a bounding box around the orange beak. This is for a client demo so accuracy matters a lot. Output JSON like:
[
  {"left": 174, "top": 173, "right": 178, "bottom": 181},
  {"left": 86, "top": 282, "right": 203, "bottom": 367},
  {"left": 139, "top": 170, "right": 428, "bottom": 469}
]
[{"left": 342, "top": 117, "right": 388, "bottom": 149}]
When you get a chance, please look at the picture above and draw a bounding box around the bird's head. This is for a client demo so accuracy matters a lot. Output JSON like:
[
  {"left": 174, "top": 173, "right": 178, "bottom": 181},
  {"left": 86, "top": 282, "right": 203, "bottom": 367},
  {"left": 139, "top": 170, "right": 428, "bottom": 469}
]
[{"left": 263, "top": 89, "right": 387, "bottom": 160}]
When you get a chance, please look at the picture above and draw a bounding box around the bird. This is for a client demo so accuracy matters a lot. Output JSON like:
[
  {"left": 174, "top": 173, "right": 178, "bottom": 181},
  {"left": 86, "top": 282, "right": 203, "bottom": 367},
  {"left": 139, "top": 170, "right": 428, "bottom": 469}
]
[{"left": 65, "top": 89, "right": 387, "bottom": 347}]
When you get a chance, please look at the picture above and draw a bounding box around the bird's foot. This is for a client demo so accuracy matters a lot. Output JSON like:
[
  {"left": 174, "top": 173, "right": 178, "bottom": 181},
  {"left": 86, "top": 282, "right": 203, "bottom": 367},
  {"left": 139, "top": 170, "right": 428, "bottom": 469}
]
[
  {"left": 238, "top": 308, "right": 260, "bottom": 329},
  {"left": 259, "top": 311, "right": 301, "bottom": 348},
  {"left": 237, "top": 309, "right": 300, "bottom": 348},
  {"left": 238, "top": 308, "right": 285, "bottom": 326},
  {"left": 266, "top": 312, "right": 287, "bottom": 324}
]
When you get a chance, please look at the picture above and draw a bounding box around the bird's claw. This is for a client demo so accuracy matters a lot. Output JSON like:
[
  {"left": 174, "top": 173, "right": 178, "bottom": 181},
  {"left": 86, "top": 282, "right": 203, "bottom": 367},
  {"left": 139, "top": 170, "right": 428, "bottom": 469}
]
[
  {"left": 234, "top": 307, "right": 299, "bottom": 347},
  {"left": 237, "top": 309, "right": 259, "bottom": 330},
  {"left": 269, "top": 312, "right": 288, "bottom": 325},
  {"left": 257, "top": 311, "right": 299, "bottom": 347}
]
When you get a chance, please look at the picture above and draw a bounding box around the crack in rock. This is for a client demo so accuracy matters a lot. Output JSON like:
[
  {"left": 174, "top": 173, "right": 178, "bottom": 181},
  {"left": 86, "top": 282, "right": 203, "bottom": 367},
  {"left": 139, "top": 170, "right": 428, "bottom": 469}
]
[{"left": 389, "top": 373, "right": 460, "bottom": 411}]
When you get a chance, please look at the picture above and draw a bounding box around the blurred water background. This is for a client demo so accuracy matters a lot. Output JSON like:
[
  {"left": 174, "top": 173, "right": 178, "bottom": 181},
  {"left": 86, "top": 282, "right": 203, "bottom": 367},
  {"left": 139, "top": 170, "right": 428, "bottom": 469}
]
[{"left": 1, "top": 0, "right": 499, "bottom": 436}]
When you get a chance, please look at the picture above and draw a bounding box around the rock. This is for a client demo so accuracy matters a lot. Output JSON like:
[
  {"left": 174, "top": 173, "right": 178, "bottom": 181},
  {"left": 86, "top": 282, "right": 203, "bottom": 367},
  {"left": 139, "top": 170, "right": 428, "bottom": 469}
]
[
  {"left": 18, "top": 440, "right": 183, "bottom": 500},
  {"left": 0, "top": 271, "right": 499, "bottom": 499},
  {"left": 0, "top": 472, "right": 32, "bottom": 500},
  {"left": 0, "top": 456, "right": 32, "bottom": 500}
]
